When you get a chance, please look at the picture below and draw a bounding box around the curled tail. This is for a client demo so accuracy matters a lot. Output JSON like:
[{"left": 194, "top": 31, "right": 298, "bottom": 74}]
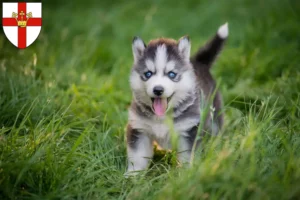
[{"left": 191, "top": 23, "right": 229, "bottom": 69}]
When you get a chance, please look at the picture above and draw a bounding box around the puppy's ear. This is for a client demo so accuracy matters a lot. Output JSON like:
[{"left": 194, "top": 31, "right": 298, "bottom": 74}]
[
  {"left": 178, "top": 36, "right": 191, "bottom": 61},
  {"left": 132, "top": 36, "right": 146, "bottom": 62}
]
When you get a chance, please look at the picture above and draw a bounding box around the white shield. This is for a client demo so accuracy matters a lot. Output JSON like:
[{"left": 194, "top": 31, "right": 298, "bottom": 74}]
[{"left": 2, "top": 2, "right": 42, "bottom": 49}]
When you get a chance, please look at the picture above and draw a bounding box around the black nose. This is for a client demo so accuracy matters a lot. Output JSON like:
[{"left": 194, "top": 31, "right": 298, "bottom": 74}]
[{"left": 153, "top": 86, "right": 164, "bottom": 96}]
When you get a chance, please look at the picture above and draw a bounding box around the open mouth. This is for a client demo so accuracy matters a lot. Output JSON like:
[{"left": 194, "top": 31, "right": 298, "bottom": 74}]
[{"left": 151, "top": 94, "right": 173, "bottom": 116}]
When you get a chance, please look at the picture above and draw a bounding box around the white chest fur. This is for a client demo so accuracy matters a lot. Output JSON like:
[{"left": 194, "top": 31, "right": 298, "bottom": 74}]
[
  {"left": 129, "top": 110, "right": 169, "bottom": 148},
  {"left": 128, "top": 110, "right": 199, "bottom": 149}
]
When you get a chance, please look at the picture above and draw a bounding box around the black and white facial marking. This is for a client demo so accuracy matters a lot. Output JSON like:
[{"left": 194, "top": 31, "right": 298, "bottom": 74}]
[{"left": 130, "top": 37, "right": 197, "bottom": 117}]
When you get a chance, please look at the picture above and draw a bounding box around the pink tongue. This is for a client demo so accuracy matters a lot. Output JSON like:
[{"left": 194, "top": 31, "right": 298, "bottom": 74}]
[{"left": 153, "top": 98, "right": 167, "bottom": 116}]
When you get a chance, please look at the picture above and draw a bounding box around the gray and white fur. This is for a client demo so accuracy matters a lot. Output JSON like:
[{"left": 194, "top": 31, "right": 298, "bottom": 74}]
[{"left": 126, "top": 23, "right": 229, "bottom": 174}]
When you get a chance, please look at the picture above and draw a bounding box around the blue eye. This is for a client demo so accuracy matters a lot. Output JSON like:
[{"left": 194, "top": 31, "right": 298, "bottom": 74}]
[
  {"left": 168, "top": 71, "right": 177, "bottom": 79},
  {"left": 144, "top": 71, "right": 152, "bottom": 79}
]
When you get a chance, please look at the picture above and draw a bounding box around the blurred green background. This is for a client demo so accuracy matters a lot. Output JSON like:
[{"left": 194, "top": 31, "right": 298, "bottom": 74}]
[{"left": 0, "top": 0, "right": 300, "bottom": 199}]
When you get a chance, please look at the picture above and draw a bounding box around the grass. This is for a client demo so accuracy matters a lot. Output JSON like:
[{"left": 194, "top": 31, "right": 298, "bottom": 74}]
[{"left": 0, "top": 0, "right": 300, "bottom": 199}]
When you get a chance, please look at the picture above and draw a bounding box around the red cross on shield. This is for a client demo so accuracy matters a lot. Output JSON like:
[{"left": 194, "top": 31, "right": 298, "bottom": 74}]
[{"left": 2, "top": 2, "right": 42, "bottom": 49}]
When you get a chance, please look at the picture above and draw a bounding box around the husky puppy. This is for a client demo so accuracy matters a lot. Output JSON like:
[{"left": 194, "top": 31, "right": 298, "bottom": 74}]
[{"left": 126, "top": 23, "right": 228, "bottom": 174}]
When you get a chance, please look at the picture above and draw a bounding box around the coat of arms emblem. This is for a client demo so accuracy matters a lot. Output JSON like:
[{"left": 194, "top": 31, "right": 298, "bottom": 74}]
[{"left": 2, "top": 2, "right": 42, "bottom": 49}]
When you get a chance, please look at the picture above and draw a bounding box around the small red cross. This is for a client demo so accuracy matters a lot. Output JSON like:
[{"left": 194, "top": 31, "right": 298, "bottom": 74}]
[{"left": 2, "top": 2, "right": 42, "bottom": 49}]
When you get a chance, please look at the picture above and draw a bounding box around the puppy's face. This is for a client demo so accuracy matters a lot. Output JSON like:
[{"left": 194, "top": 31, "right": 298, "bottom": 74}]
[{"left": 130, "top": 37, "right": 196, "bottom": 116}]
